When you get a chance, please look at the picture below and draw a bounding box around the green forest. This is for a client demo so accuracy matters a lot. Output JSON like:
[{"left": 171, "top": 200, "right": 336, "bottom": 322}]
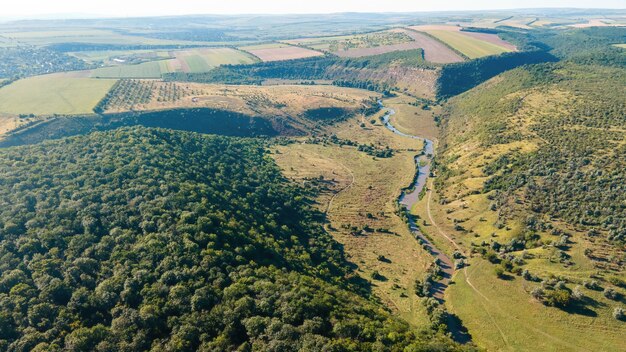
[{"left": 0, "top": 127, "right": 470, "bottom": 351}]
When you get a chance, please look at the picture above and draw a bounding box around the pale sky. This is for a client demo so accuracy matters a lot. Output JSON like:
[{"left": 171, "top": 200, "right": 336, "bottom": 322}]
[{"left": 3, "top": 0, "right": 625, "bottom": 18}]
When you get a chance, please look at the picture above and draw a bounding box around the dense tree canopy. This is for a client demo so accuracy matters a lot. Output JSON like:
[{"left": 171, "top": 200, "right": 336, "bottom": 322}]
[{"left": 0, "top": 127, "right": 469, "bottom": 351}]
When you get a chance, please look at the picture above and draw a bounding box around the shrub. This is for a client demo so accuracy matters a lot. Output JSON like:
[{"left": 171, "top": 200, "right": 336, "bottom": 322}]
[
  {"left": 543, "top": 289, "right": 572, "bottom": 308},
  {"left": 572, "top": 286, "right": 584, "bottom": 301},
  {"left": 613, "top": 307, "right": 625, "bottom": 321},
  {"left": 603, "top": 287, "right": 621, "bottom": 300}
]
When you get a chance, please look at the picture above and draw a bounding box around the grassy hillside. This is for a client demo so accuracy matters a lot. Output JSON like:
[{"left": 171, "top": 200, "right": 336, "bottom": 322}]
[
  {"left": 0, "top": 127, "right": 473, "bottom": 351},
  {"left": 431, "top": 62, "right": 626, "bottom": 350}
]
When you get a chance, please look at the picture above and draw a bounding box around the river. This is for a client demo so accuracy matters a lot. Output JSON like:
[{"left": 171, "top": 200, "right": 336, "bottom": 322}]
[{"left": 379, "top": 100, "right": 455, "bottom": 301}]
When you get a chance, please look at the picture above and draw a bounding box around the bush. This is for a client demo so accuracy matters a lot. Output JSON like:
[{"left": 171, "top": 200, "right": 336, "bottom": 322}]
[
  {"left": 613, "top": 307, "right": 625, "bottom": 321},
  {"left": 603, "top": 287, "right": 621, "bottom": 300},
  {"left": 543, "top": 289, "right": 572, "bottom": 308},
  {"left": 494, "top": 266, "right": 505, "bottom": 279}
]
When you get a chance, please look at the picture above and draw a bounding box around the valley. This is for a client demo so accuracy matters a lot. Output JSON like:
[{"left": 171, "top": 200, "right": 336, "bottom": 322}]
[{"left": 0, "top": 7, "right": 624, "bottom": 352}]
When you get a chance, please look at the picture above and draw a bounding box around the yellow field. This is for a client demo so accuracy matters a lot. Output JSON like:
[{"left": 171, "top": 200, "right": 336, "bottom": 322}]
[
  {"left": 424, "top": 30, "right": 511, "bottom": 58},
  {"left": 0, "top": 73, "right": 116, "bottom": 115}
]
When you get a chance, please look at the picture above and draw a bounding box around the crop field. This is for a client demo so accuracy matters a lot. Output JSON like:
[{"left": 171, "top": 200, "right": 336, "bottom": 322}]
[
  {"left": 401, "top": 29, "right": 464, "bottom": 63},
  {"left": 272, "top": 103, "right": 437, "bottom": 326},
  {"left": 70, "top": 49, "right": 171, "bottom": 64},
  {"left": 616, "top": 44, "right": 626, "bottom": 49},
  {"left": 0, "top": 73, "right": 116, "bottom": 115},
  {"left": 569, "top": 19, "right": 626, "bottom": 28},
  {"left": 410, "top": 25, "right": 514, "bottom": 58},
  {"left": 91, "top": 60, "right": 170, "bottom": 78},
  {"left": 170, "top": 48, "right": 258, "bottom": 72},
  {"left": 283, "top": 30, "right": 416, "bottom": 56},
  {"left": 239, "top": 43, "right": 324, "bottom": 61},
  {"left": 0, "top": 28, "right": 204, "bottom": 46},
  {"left": 88, "top": 47, "right": 258, "bottom": 78},
  {"left": 99, "top": 79, "right": 376, "bottom": 124}
]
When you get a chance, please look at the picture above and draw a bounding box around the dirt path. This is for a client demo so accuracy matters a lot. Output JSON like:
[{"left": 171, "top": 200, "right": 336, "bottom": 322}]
[{"left": 425, "top": 186, "right": 587, "bottom": 351}]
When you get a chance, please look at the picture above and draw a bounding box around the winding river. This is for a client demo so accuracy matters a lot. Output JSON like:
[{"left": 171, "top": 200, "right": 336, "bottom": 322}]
[{"left": 379, "top": 101, "right": 454, "bottom": 301}]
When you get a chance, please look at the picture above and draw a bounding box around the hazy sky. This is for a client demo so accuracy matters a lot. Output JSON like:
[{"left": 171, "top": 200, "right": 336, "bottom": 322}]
[{"left": 4, "top": 0, "right": 625, "bottom": 18}]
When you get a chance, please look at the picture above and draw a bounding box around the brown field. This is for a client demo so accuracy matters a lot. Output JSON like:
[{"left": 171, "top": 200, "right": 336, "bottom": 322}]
[
  {"left": 243, "top": 46, "right": 324, "bottom": 62},
  {"left": 401, "top": 29, "right": 464, "bottom": 63}
]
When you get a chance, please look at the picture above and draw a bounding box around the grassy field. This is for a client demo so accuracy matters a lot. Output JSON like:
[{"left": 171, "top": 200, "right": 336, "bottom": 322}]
[
  {"left": 385, "top": 94, "right": 440, "bottom": 141},
  {"left": 421, "top": 30, "right": 512, "bottom": 58},
  {"left": 0, "top": 73, "right": 116, "bottom": 115},
  {"left": 91, "top": 60, "right": 170, "bottom": 78},
  {"left": 271, "top": 100, "right": 438, "bottom": 327},
  {"left": 447, "top": 260, "right": 626, "bottom": 351}
]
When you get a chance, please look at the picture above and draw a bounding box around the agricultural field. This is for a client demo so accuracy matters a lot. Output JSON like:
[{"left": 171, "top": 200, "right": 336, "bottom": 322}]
[
  {"left": 283, "top": 30, "right": 418, "bottom": 57},
  {"left": 616, "top": 44, "right": 626, "bottom": 49},
  {"left": 98, "top": 79, "right": 377, "bottom": 129},
  {"left": 409, "top": 25, "right": 515, "bottom": 58},
  {"left": 570, "top": 19, "right": 626, "bottom": 28},
  {"left": 169, "top": 48, "right": 259, "bottom": 72},
  {"left": 401, "top": 29, "right": 464, "bottom": 63},
  {"left": 89, "top": 47, "right": 258, "bottom": 78},
  {"left": 0, "top": 28, "right": 211, "bottom": 46},
  {"left": 91, "top": 60, "right": 170, "bottom": 79},
  {"left": 239, "top": 42, "right": 324, "bottom": 61},
  {"left": 0, "top": 72, "right": 116, "bottom": 115},
  {"left": 70, "top": 49, "right": 172, "bottom": 64}
]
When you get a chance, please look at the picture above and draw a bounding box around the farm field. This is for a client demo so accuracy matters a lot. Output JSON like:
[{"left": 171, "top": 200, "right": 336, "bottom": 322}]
[
  {"left": 401, "top": 29, "right": 464, "bottom": 63},
  {"left": 99, "top": 79, "right": 377, "bottom": 127},
  {"left": 272, "top": 103, "right": 435, "bottom": 327},
  {"left": 89, "top": 47, "right": 258, "bottom": 78},
  {"left": 169, "top": 48, "right": 259, "bottom": 72},
  {"left": 91, "top": 60, "right": 170, "bottom": 78},
  {"left": 283, "top": 30, "right": 416, "bottom": 57},
  {"left": 410, "top": 25, "right": 514, "bottom": 58},
  {"left": 616, "top": 44, "right": 626, "bottom": 49},
  {"left": 569, "top": 19, "right": 626, "bottom": 28},
  {"left": 239, "top": 42, "right": 324, "bottom": 61},
  {"left": 0, "top": 72, "right": 116, "bottom": 115},
  {"left": 70, "top": 49, "right": 171, "bottom": 64},
  {"left": 0, "top": 28, "right": 207, "bottom": 46}
]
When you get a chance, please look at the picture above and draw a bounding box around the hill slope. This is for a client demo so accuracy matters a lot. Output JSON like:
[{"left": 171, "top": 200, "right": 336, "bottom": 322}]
[
  {"left": 0, "top": 127, "right": 470, "bottom": 351},
  {"left": 431, "top": 62, "right": 626, "bottom": 350}
]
